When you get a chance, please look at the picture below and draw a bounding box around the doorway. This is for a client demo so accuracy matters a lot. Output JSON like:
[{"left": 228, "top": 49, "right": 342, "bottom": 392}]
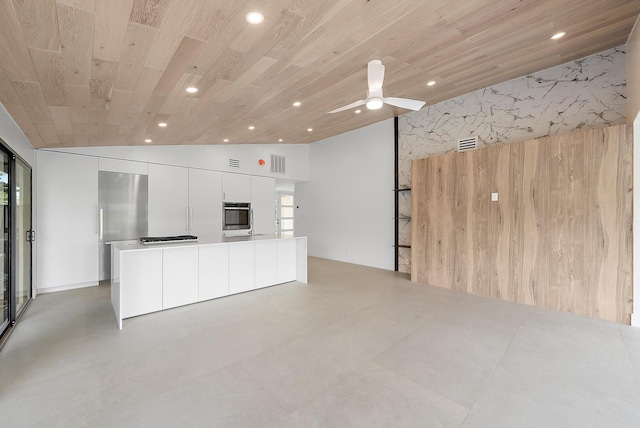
[{"left": 276, "top": 191, "right": 294, "bottom": 237}]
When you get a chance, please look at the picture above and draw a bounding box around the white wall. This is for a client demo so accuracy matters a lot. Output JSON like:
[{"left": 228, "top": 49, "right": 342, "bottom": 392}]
[
  {"left": 44, "top": 143, "right": 309, "bottom": 182},
  {"left": 296, "top": 119, "right": 394, "bottom": 270}
]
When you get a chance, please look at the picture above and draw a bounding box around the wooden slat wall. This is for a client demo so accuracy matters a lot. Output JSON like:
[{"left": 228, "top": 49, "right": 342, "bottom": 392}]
[{"left": 411, "top": 125, "right": 633, "bottom": 324}]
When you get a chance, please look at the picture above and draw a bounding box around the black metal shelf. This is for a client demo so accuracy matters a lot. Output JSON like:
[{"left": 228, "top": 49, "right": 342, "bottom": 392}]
[
  {"left": 394, "top": 244, "right": 411, "bottom": 249},
  {"left": 394, "top": 188, "right": 411, "bottom": 192},
  {"left": 394, "top": 217, "right": 411, "bottom": 220}
]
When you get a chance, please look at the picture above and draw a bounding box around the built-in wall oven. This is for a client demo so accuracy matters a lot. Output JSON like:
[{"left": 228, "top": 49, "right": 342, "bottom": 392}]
[{"left": 223, "top": 202, "right": 252, "bottom": 231}]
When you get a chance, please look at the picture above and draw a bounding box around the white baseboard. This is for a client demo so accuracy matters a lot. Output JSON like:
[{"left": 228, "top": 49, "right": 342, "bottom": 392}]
[
  {"left": 631, "top": 313, "right": 640, "bottom": 328},
  {"left": 37, "top": 281, "right": 99, "bottom": 294}
]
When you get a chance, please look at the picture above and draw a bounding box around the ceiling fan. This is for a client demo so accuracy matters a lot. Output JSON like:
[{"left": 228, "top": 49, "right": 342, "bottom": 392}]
[{"left": 328, "top": 60, "right": 426, "bottom": 114}]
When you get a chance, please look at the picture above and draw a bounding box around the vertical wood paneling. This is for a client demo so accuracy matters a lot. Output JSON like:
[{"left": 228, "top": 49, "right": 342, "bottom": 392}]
[{"left": 411, "top": 125, "right": 632, "bottom": 324}]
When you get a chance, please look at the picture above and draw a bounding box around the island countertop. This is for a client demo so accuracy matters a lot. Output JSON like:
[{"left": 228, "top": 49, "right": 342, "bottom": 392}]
[
  {"left": 111, "top": 233, "right": 302, "bottom": 251},
  {"left": 111, "top": 235, "right": 307, "bottom": 329}
]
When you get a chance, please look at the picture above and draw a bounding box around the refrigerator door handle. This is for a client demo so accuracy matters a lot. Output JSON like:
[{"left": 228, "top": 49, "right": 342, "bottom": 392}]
[
  {"left": 99, "top": 208, "right": 104, "bottom": 240},
  {"left": 189, "top": 207, "right": 193, "bottom": 232},
  {"left": 185, "top": 206, "right": 189, "bottom": 231}
]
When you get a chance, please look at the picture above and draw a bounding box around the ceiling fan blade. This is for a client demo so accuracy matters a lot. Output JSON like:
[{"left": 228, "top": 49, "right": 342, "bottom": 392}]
[
  {"left": 384, "top": 97, "right": 426, "bottom": 111},
  {"left": 368, "top": 60, "right": 385, "bottom": 91},
  {"left": 327, "top": 99, "right": 366, "bottom": 114}
]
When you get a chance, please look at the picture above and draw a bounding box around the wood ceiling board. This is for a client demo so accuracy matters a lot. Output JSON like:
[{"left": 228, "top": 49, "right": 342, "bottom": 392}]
[
  {"left": 71, "top": 121, "right": 89, "bottom": 144},
  {"left": 49, "top": 106, "right": 73, "bottom": 134},
  {"left": 56, "top": 0, "right": 96, "bottom": 12},
  {"left": 89, "top": 59, "right": 118, "bottom": 109},
  {"left": 12, "top": 0, "right": 61, "bottom": 51},
  {"left": 30, "top": 49, "right": 67, "bottom": 106},
  {"left": 12, "top": 81, "right": 53, "bottom": 122},
  {"left": 70, "top": 106, "right": 90, "bottom": 124},
  {"left": 34, "top": 121, "right": 60, "bottom": 147},
  {"left": 106, "top": 89, "right": 132, "bottom": 125},
  {"left": 56, "top": 133, "right": 76, "bottom": 147},
  {"left": 125, "top": 66, "right": 163, "bottom": 115},
  {"left": 153, "top": 37, "right": 207, "bottom": 94},
  {"left": 113, "top": 23, "right": 158, "bottom": 92},
  {"left": 57, "top": 3, "right": 94, "bottom": 86},
  {"left": 129, "top": 0, "right": 168, "bottom": 28},
  {"left": 24, "top": 132, "right": 45, "bottom": 148},
  {"left": 158, "top": 74, "right": 200, "bottom": 115},
  {"left": 65, "top": 84, "right": 90, "bottom": 108},
  {"left": 93, "top": 0, "right": 134, "bottom": 62},
  {"left": 0, "top": 1, "right": 39, "bottom": 81}
]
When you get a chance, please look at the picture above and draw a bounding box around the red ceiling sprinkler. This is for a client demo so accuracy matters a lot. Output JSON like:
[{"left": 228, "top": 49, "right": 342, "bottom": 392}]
[{"left": 258, "top": 159, "right": 265, "bottom": 166}]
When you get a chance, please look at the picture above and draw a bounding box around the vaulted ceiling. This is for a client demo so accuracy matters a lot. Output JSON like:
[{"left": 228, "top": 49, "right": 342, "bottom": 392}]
[{"left": 0, "top": 0, "right": 638, "bottom": 148}]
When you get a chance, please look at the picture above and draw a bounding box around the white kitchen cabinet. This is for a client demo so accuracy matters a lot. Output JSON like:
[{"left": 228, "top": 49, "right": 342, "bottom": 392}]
[
  {"left": 255, "top": 240, "right": 277, "bottom": 289},
  {"left": 148, "top": 164, "right": 189, "bottom": 236},
  {"left": 223, "top": 173, "right": 251, "bottom": 202},
  {"left": 36, "top": 150, "right": 99, "bottom": 291},
  {"left": 163, "top": 246, "right": 199, "bottom": 309},
  {"left": 277, "top": 239, "right": 297, "bottom": 283},
  {"left": 251, "top": 176, "right": 275, "bottom": 235},
  {"left": 198, "top": 244, "right": 229, "bottom": 300},
  {"left": 120, "top": 248, "right": 163, "bottom": 318},
  {"left": 188, "top": 169, "right": 222, "bottom": 239},
  {"left": 228, "top": 241, "right": 254, "bottom": 294}
]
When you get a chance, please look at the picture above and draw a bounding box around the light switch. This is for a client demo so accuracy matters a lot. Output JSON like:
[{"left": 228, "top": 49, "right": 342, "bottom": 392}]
[{"left": 491, "top": 192, "right": 498, "bottom": 202}]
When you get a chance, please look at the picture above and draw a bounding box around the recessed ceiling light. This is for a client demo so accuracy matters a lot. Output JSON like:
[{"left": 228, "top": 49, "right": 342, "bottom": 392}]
[
  {"left": 293, "top": 101, "right": 301, "bottom": 107},
  {"left": 248, "top": 125, "right": 255, "bottom": 130},
  {"left": 144, "top": 139, "right": 152, "bottom": 143},
  {"left": 307, "top": 128, "right": 313, "bottom": 132},
  {"left": 186, "top": 86, "right": 198, "bottom": 93},
  {"left": 551, "top": 32, "right": 566, "bottom": 40},
  {"left": 278, "top": 138, "right": 283, "bottom": 142},
  {"left": 246, "top": 11, "right": 264, "bottom": 24},
  {"left": 223, "top": 138, "right": 229, "bottom": 142},
  {"left": 355, "top": 109, "right": 361, "bottom": 114},
  {"left": 427, "top": 80, "right": 436, "bottom": 86},
  {"left": 158, "top": 122, "right": 167, "bottom": 127}
]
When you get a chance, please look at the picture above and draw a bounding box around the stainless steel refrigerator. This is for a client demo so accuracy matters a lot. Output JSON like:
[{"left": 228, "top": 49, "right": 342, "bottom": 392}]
[{"left": 98, "top": 171, "right": 148, "bottom": 281}]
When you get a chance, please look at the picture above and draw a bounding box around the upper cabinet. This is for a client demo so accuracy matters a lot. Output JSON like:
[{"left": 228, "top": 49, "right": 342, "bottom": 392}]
[
  {"left": 148, "top": 164, "right": 189, "bottom": 236},
  {"left": 188, "top": 168, "right": 222, "bottom": 239},
  {"left": 222, "top": 173, "right": 251, "bottom": 202},
  {"left": 149, "top": 165, "right": 224, "bottom": 238},
  {"left": 251, "top": 176, "right": 276, "bottom": 235},
  {"left": 36, "top": 150, "right": 99, "bottom": 291}
]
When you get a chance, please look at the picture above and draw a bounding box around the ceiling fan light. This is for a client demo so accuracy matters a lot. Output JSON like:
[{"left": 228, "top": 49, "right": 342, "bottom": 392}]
[{"left": 366, "top": 98, "right": 383, "bottom": 110}]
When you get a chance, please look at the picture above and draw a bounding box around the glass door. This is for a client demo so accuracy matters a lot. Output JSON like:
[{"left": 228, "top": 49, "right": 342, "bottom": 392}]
[
  {"left": 14, "top": 159, "right": 31, "bottom": 317},
  {"left": 0, "top": 149, "right": 10, "bottom": 336},
  {"left": 276, "top": 192, "right": 294, "bottom": 237},
  {"left": 0, "top": 143, "right": 33, "bottom": 346}
]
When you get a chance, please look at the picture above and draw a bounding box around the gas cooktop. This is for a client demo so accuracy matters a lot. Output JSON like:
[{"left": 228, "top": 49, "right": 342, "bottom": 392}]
[{"left": 139, "top": 235, "right": 198, "bottom": 244}]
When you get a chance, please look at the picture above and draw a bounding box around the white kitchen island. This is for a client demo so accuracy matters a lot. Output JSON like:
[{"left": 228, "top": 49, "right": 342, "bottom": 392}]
[{"left": 111, "top": 235, "right": 307, "bottom": 329}]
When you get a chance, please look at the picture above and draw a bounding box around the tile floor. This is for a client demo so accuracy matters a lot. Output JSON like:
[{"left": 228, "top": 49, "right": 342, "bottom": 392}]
[{"left": 1, "top": 257, "right": 640, "bottom": 427}]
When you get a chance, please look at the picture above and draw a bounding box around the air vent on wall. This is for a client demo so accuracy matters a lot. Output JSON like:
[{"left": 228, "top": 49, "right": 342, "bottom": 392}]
[
  {"left": 228, "top": 158, "right": 240, "bottom": 168},
  {"left": 270, "top": 154, "right": 285, "bottom": 174},
  {"left": 457, "top": 136, "right": 478, "bottom": 152}
]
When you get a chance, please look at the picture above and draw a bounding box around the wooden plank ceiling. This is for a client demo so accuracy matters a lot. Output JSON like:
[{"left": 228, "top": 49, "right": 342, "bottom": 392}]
[{"left": 0, "top": 0, "right": 638, "bottom": 148}]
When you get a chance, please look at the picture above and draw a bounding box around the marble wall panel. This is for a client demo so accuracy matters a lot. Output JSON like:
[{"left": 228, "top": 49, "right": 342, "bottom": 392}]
[{"left": 398, "top": 46, "right": 627, "bottom": 188}]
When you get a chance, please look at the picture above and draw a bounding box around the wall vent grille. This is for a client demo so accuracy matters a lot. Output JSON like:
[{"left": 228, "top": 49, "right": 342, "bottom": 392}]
[
  {"left": 270, "top": 154, "right": 285, "bottom": 174},
  {"left": 228, "top": 158, "right": 240, "bottom": 168},
  {"left": 458, "top": 136, "right": 479, "bottom": 152}
]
